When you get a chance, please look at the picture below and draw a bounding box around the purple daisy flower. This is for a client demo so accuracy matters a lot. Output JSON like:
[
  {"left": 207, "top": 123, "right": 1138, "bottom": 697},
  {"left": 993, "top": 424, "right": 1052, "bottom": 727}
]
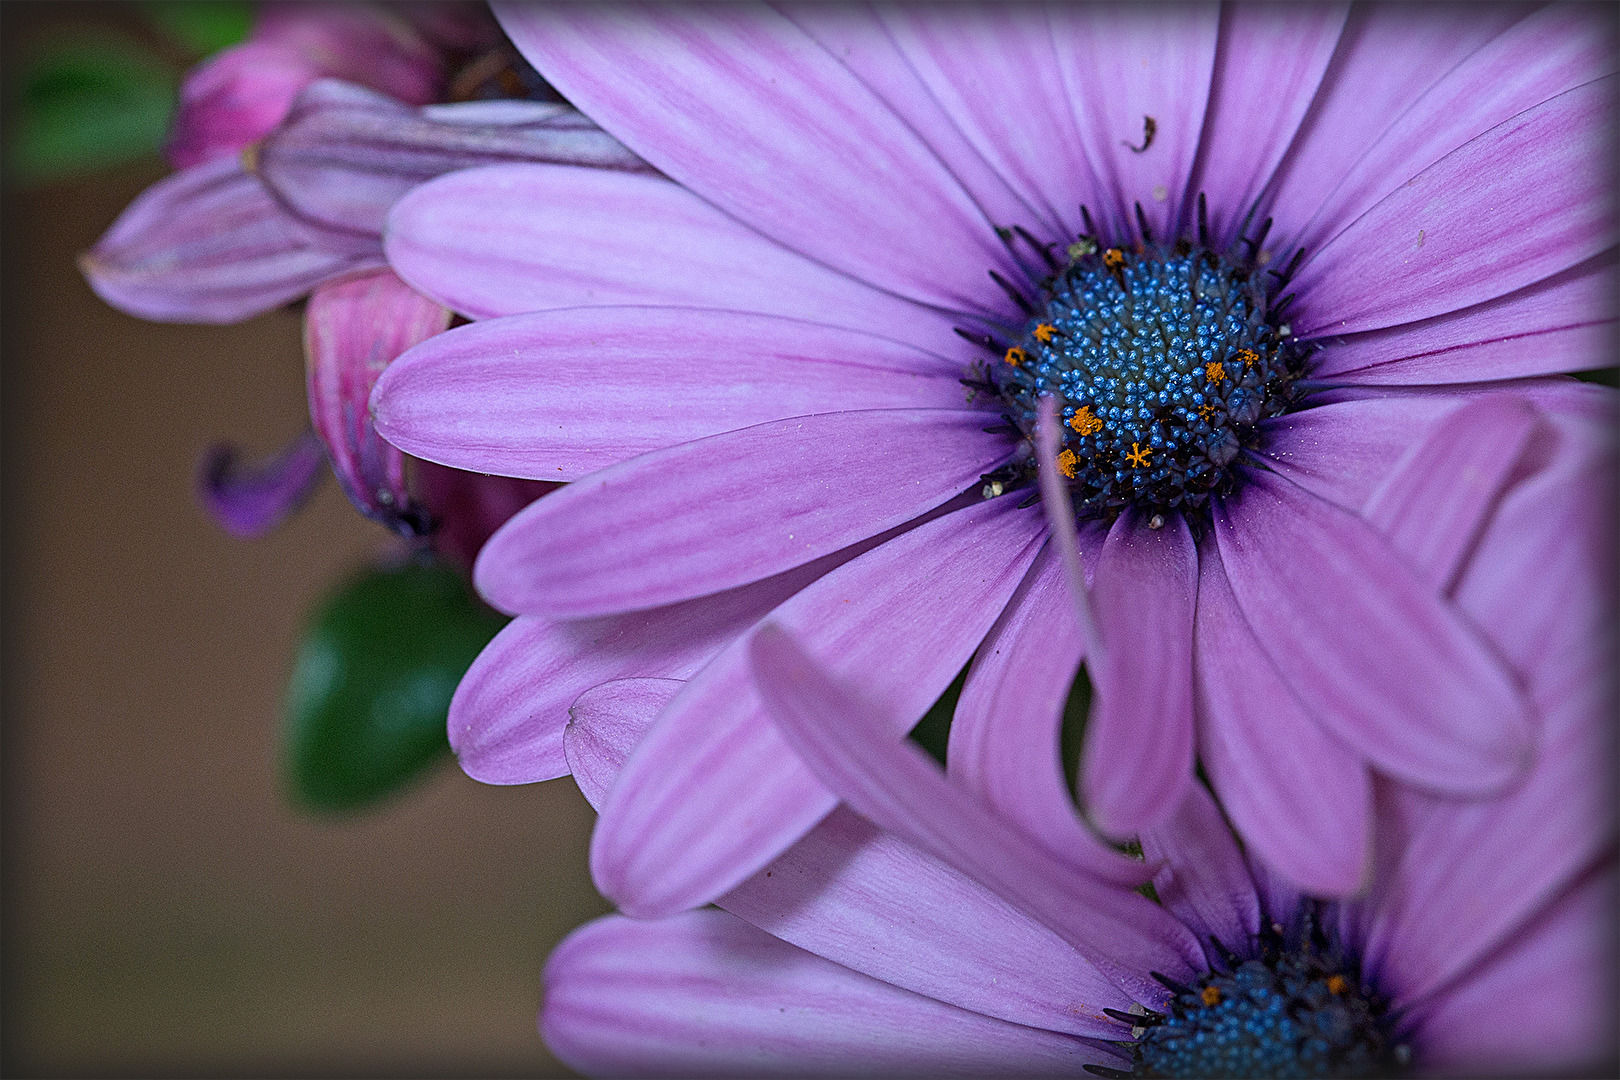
[
  {"left": 538, "top": 404, "right": 1613, "bottom": 1073},
  {"left": 372, "top": 4, "right": 1617, "bottom": 902}
]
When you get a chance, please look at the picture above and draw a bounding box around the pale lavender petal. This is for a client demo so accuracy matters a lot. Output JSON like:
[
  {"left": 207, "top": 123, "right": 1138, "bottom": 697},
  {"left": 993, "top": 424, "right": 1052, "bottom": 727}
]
[
  {"left": 1291, "top": 4, "right": 1617, "bottom": 260},
  {"left": 1139, "top": 783, "right": 1261, "bottom": 961},
  {"left": 1184, "top": 3, "right": 1349, "bottom": 250},
  {"left": 80, "top": 157, "right": 374, "bottom": 324},
  {"left": 947, "top": 545, "right": 1119, "bottom": 873},
  {"left": 1259, "top": 4, "right": 1531, "bottom": 249},
  {"left": 564, "top": 678, "right": 681, "bottom": 809},
  {"left": 195, "top": 429, "right": 326, "bottom": 537},
  {"left": 1405, "top": 862, "right": 1616, "bottom": 1075},
  {"left": 474, "top": 410, "right": 1011, "bottom": 618},
  {"left": 1360, "top": 395, "right": 1542, "bottom": 592},
  {"left": 1214, "top": 470, "right": 1532, "bottom": 793},
  {"left": 542, "top": 910, "right": 1115, "bottom": 1078},
  {"left": 1292, "top": 76, "right": 1618, "bottom": 337},
  {"left": 305, "top": 268, "right": 449, "bottom": 533},
  {"left": 590, "top": 498, "right": 1054, "bottom": 919},
  {"left": 1049, "top": 4, "right": 1219, "bottom": 241},
  {"left": 879, "top": 6, "right": 1093, "bottom": 239},
  {"left": 783, "top": 8, "right": 1038, "bottom": 231},
  {"left": 453, "top": 541, "right": 872, "bottom": 783},
  {"left": 258, "top": 79, "right": 649, "bottom": 239},
  {"left": 1194, "top": 544, "right": 1372, "bottom": 897},
  {"left": 1082, "top": 510, "right": 1198, "bottom": 839},
  {"left": 371, "top": 307, "right": 969, "bottom": 482},
  {"left": 724, "top": 806, "right": 1131, "bottom": 1041},
  {"left": 564, "top": 670, "right": 1133, "bottom": 1038},
  {"left": 496, "top": 3, "right": 1018, "bottom": 313},
  {"left": 1258, "top": 392, "right": 1509, "bottom": 513},
  {"left": 384, "top": 164, "right": 966, "bottom": 353},
  {"left": 1357, "top": 442, "right": 1615, "bottom": 1005},
  {"left": 749, "top": 624, "right": 1203, "bottom": 1006},
  {"left": 1314, "top": 250, "right": 1618, "bottom": 383}
]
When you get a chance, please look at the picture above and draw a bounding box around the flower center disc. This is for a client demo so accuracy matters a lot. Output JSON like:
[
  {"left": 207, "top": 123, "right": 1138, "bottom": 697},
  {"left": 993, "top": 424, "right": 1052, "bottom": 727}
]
[
  {"left": 990, "top": 238, "right": 1308, "bottom": 520},
  {"left": 1133, "top": 950, "right": 1400, "bottom": 1079}
]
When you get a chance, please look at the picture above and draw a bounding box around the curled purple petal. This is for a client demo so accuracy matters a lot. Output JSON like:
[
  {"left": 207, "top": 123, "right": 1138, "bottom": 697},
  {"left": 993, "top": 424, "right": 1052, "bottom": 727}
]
[
  {"left": 304, "top": 268, "right": 450, "bottom": 533},
  {"left": 80, "top": 157, "right": 378, "bottom": 325},
  {"left": 196, "top": 429, "right": 327, "bottom": 537},
  {"left": 256, "top": 78, "right": 650, "bottom": 241}
]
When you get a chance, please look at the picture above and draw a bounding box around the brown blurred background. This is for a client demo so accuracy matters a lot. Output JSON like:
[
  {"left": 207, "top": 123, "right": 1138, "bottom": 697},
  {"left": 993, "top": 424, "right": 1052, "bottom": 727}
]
[{"left": 2, "top": 7, "right": 607, "bottom": 1076}]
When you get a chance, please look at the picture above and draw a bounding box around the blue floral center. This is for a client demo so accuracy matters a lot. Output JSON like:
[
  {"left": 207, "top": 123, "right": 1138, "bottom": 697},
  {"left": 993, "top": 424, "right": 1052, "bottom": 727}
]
[
  {"left": 975, "top": 208, "right": 1311, "bottom": 521},
  {"left": 1088, "top": 908, "right": 1406, "bottom": 1079}
]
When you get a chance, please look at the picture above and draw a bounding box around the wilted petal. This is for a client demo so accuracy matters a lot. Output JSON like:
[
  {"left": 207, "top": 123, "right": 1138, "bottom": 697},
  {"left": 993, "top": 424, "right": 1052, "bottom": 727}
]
[
  {"left": 81, "top": 157, "right": 376, "bottom": 324},
  {"left": 257, "top": 79, "right": 650, "bottom": 239},
  {"left": 195, "top": 429, "right": 326, "bottom": 537},
  {"left": 304, "top": 268, "right": 450, "bottom": 533}
]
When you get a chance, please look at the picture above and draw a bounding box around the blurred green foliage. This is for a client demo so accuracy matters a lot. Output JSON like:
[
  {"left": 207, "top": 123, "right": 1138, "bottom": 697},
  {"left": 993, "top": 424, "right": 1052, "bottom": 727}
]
[
  {"left": 140, "top": 0, "right": 252, "bottom": 56},
  {"left": 5, "top": 33, "right": 176, "bottom": 182},
  {"left": 284, "top": 560, "right": 508, "bottom": 813},
  {"left": 4, "top": 2, "right": 251, "bottom": 184}
]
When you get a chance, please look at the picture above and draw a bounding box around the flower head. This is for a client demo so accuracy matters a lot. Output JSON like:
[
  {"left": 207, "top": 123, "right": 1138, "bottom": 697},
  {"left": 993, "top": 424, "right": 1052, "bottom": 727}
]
[{"left": 373, "top": 4, "right": 1616, "bottom": 904}]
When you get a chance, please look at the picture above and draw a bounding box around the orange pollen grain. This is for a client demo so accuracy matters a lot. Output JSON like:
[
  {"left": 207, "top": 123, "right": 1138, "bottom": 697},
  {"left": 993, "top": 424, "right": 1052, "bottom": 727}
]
[
  {"left": 1005, "top": 346, "right": 1027, "bottom": 367},
  {"left": 1235, "top": 348, "right": 1260, "bottom": 367},
  {"left": 1197, "top": 404, "right": 1217, "bottom": 421},
  {"left": 1201, "top": 986, "right": 1222, "bottom": 1007},
  {"left": 1204, "top": 361, "right": 1227, "bottom": 383},
  {"left": 1327, "top": 975, "right": 1348, "bottom": 996},
  {"left": 1125, "top": 443, "right": 1152, "bottom": 468},
  {"left": 1069, "top": 406, "right": 1103, "bottom": 437},
  {"left": 1102, "top": 248, "right": 1126, "bottom": 270},
  {"left": 1057, "top": 449, "right": 1078, "bottom": 479},
  {"left": 1033, "top": 323, "right": 1056, "bottom": 343}
]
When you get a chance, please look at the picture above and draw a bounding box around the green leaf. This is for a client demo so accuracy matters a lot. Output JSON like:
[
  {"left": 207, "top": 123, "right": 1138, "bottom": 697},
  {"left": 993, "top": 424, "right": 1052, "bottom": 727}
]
[
  {"left": 4, "top": 32, "right": 176, "bottom": 183},
  {"left": 283, "top": 559, "right": 507, "bottom": 813},
  {"left": 139, "top": 1, "right": 253, "bottom": 56}
]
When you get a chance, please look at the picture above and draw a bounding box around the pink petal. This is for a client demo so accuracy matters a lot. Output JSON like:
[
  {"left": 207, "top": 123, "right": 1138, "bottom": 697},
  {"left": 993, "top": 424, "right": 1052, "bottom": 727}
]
[
  {"left": 947, "top": 545, "right": 1119, "bottom": 873},
  {"left": 496, "top": 3, "right": 1017, "bottom": 314},
  {"left": 305, "top": 268, "right": 449, "bottom": 533},
  {"left": 542, "top": 910, "right": 1115, "bottom": 1078},
  {"left": 749, "top": 624, "right": 1203, "bottom": 1006},
  {"left": 473, "top": 410, "right": 1010, "bottom": 618},
  {"left": 259, "top": 81, "right": 649, "bottom": 240},
  {"left": 564, "top": 671, "right": 1136, "bottom": 1038},
  {"left": 1405, "top": 861, "right": 1616, "bottom": 1075},
  {"left": 1183, "top": 2, "right": 1350, "bottom": 250},
  {"left": 589, "top": 498, "right": 1049, "bottom": 919},
  {"left": 724, "top": 806, "right": 1131, "bottom": 1041},
  {"left": 167, "top": 41, "right": 325, "bottom": 168},
  {"left": 384, "top": 164, "right": 965, "bottom": 353},
  {"left": 454, "top": 543, "right": 873, "bottom": 784},
  {"left": 80, "top": 157, "right": 374, "bottom": 324},
  {"left": 371, "top": 306, "right": 968, "bottom": 482},
  {"left": 1138, "top": 783, "right": 1262, "bottom": 960},
  {"left": 1292, "top": 75, "right": 1617, "bottom": 337},
  {"left": 1081, "top": 510, "right": 1198, "bottom": 839},
  {"left": 1291, "top": 3, "right": 1617, "bottom": 262},
  {"left": 1194, "top": 544, "right": 1372, "bottom": 897},
  {"left": 878, "top": 6, "right": 1093, "bottom": 240},
  {"left": 1214, "top": 470, "right": 1532, "bottom": 794},
  {"left": 564, "top": 678, "right": 682, "bottom": 808},
  {"left": 1259, "top": 4, "right": 1531, "bottom": 251},
  {"left": 1049, "top": 4, "right": 1219, "bottom": 241},
  {"left": 1313, "top": 250, "right": 1618, "bottom": 384}
]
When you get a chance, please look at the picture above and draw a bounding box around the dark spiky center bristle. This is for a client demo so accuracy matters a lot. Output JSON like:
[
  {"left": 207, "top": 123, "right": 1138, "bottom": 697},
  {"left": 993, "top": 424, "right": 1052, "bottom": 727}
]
[
  {"left": 1087, "top": 906, "right": 1407, "bottom": 1080},
  {"left": 967, "top": 201, "right": 1313, "bottom": 523}
]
